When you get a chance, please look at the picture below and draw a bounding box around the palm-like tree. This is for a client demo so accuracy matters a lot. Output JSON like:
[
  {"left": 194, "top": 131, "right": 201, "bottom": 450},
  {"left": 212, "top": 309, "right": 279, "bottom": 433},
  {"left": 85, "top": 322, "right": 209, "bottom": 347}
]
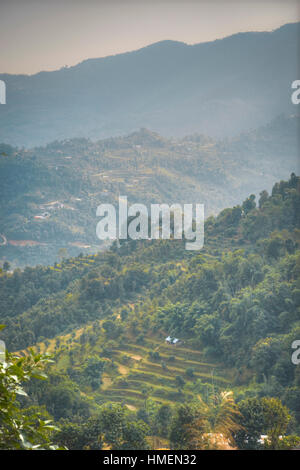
[{"left": 187, "top": 391, "right": 242, "bottom": 450}]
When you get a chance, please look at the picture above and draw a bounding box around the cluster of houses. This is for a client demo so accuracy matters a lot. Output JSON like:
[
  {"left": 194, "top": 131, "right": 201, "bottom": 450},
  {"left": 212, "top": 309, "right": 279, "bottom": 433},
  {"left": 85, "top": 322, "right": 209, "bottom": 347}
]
[
  {"left": 39, "top": 201, "right": 65, "bottom": 211},
  {"left": 34, "top": 200, "right": 77, "bottom": 221}
]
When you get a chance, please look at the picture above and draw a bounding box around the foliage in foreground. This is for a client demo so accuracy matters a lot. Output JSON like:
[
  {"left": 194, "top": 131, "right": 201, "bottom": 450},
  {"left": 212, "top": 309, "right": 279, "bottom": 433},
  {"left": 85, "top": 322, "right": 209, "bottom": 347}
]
[{"left": 0, "top": 331, "right": 61, "bottom": 450}]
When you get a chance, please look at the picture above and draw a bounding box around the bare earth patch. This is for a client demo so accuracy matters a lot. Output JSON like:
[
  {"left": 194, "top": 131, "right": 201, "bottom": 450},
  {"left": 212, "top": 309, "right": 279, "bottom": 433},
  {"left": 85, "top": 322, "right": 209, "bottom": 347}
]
[
  {"left": 130, "top": 354, "right": 142, "bottom": 361},
  {"left": 102, "top": 375, "right": 113, "bottom": 390},
  {"left": 118, "top": 365, "right": 129, "bottom": 375},
  {"left": 125, "top": 404, "right": 137, "bottom": 411}
]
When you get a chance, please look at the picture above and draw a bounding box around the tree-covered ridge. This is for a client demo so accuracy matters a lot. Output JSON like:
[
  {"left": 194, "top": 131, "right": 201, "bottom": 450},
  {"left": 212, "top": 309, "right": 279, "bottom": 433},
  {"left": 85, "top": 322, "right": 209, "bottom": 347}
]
[
  {"left": 0, "top": 174, "right": 298, "bottom": 348},
  {"left": 0, "top": 175, "right": 299, "bottom": 445}
]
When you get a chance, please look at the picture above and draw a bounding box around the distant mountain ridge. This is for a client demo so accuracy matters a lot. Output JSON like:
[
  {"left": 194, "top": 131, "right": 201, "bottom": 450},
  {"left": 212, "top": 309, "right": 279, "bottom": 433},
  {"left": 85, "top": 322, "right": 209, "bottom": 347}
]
[{"left": 0, "top": 22, "right": 299, "bottom": 147}]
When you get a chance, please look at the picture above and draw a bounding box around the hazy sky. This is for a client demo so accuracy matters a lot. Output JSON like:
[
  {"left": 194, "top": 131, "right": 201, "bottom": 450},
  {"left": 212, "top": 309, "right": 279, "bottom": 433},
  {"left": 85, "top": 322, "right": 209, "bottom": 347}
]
[{"left": 1, "top": 0, "right": 299, "bottom": 75}]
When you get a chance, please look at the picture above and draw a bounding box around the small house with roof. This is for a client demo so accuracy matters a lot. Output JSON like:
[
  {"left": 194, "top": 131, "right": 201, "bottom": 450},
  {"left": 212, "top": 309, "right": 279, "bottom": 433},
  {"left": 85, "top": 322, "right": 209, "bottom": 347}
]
[{"left": 165, "top": 336, "right": 181, "bottom": 345}]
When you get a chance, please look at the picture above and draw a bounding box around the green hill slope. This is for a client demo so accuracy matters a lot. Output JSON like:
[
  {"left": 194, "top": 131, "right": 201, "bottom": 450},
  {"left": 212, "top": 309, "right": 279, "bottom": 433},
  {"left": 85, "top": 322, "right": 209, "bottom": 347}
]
[{"left": 0, "top": 174, "right": 299, "bottom": 438}]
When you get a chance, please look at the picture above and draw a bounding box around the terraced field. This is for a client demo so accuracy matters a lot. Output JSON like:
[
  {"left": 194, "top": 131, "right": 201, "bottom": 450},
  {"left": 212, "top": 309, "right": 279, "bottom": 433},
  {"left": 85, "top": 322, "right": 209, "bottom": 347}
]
[
  {"left": 20, "top": 323, "right": 232, "bottom": 410},
  {"left": 95, "top": 338, "right": 231, "bottom": 408}
]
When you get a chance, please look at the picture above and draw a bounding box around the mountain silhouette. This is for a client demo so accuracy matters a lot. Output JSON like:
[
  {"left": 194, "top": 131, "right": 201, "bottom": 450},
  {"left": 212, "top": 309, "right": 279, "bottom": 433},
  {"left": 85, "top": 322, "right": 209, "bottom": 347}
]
[{"left": 0, "top": 22, "right": 299, "bottom": 147}]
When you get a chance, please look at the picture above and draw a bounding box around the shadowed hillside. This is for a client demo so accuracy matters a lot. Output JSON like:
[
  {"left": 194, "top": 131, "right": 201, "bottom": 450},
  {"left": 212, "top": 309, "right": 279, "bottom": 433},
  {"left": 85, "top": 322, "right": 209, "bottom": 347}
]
[{"left": 0, "top": 23, "right": 299, "bottom": 147}]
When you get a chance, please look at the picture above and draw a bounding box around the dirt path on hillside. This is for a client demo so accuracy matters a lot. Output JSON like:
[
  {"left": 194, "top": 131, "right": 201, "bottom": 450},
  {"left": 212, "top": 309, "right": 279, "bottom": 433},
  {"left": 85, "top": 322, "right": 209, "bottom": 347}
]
[{"left": 130, "top": 354, "right": 142, "bottom": 361}]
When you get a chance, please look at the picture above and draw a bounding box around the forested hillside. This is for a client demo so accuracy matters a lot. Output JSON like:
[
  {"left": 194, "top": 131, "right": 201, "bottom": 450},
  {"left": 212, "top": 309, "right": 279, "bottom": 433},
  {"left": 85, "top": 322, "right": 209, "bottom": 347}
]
[
  {"left": 0, "top": 174, "right": 299, "bottom": 449},
  {"left": 0, "top": 114, "right": 298, "bottom": 267}
]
